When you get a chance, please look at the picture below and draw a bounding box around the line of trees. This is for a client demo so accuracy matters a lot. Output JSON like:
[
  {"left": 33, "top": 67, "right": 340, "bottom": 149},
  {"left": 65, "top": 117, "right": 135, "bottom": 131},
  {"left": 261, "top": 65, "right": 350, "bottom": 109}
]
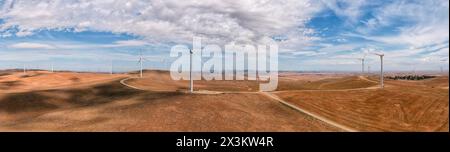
[{"left": 387, "top": 75, "right": 436, "bottom": 80}]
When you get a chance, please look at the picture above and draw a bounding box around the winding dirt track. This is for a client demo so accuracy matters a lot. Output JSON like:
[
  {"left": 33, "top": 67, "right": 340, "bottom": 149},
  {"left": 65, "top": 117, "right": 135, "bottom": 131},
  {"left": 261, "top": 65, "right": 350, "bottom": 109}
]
[
  {"left": 119, "top": 77, "right": 147, "bottom": 91},
  {"left": 259, "top": 92, "right": 357, "bottom": 132}
]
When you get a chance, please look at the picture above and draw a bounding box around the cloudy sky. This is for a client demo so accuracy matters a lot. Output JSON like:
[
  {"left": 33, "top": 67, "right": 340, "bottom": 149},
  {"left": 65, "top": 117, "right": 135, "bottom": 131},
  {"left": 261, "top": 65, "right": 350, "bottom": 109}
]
[{"left": 0, "top": 0, "right": 448, "bottom": 72}]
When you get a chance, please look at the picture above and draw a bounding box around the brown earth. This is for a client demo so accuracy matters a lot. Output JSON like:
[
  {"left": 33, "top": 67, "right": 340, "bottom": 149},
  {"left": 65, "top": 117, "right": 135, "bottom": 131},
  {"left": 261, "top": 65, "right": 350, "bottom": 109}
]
[
  {"left": 275, "top": 76, "right": 449, "bottom": 132},
  {"left": 0, "top": 71, "right": 126, "bottom": 93},
  {"left": 0, "top": 71, "right": 340, "bottom": 131},
  {"left": 125, "top": 70, "right": 260, "bottom": 92},
  {"left": 277, "top": 75, "right": 377, "bottom": 91},
  {"left": 126, "top": 71, "right": 373, "bottom": 92},
  {"left": 0, "top": 70, "right": 447, "bottom": 132}
]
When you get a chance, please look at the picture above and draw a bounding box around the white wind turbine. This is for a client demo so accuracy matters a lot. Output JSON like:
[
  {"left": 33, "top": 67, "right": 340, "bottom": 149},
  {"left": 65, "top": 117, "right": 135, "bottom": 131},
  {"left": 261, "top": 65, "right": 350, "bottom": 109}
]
[
  {"left": 371, "top": 52, "right": 384, "bottom": 88},
  {"left": 110, "top": 59, "right": 113, "bottom": 75},
  {"left": 51, "top": 61, "right": 54, "bottom": 73},
  {"left": 358, "top": 51, "right": 368, "bottom": 74},
  {"left": 23, "top": 63, "right": 26, "bottom": 74},
  {"left": 188, "top": 46, "right": 204, "bottom": 93},
  {"left": 440, "top": 59, "right": 447, "bottom": 73},
  {"left": 189, "top": 49, "right": 194, "bottom": 93},
  {"left": 357, "top": 56, "right": 365, "bottom": 74},
  {"left": 137, "top": 51, "right": 147, "bottom": 78}
]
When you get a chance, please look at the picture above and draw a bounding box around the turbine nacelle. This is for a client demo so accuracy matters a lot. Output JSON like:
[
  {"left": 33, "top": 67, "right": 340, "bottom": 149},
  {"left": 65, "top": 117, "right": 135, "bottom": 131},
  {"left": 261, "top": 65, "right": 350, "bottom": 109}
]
[{"left": 371, "top": 52, "right": 384, "bottom": 57}]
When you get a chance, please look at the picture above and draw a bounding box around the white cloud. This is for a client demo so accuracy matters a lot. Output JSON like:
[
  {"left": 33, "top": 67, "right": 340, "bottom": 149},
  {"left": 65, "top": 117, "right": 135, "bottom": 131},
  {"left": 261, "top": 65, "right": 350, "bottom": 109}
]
[
  {"left": 315, "top": 0, "right": 449, "bottom": 71},
  {"left": 8, "top": 42, "right": 55, "bottom": 49},
  {"left": 291, "top": 51, "right": 326, "bottom": 56},
  {"left": 1, "top": 0, "right": 448, "bottom": 71},
  {"left": 0, "top": 0, "right": 323, "bottom": 46},
  {"left": 320, "top": 0, "right": 369, "bottom": 23},
  {"left": 104, "top": 40, "right": 150, "bottom": 47},
  {"left": 353, "top": 0, "right": 449, "bottom": 48},
  {"left": 6, "top": 39, "right": 152, "bottom": 51}
]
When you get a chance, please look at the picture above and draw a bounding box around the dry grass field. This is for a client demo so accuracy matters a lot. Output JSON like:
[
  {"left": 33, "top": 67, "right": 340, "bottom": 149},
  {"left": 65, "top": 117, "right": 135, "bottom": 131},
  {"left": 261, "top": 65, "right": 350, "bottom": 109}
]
[
  {"left": 275, "top": 76, "right": 449, "bottom": 131},
  {"left": 0, "top": 70, "right": 447, "bottom": 132},
  {"left": 125, "top": 70, "right": 260, "bottom": 92},
  {"left": 0, "top": 70, "right": 340, "bottom": 131}
]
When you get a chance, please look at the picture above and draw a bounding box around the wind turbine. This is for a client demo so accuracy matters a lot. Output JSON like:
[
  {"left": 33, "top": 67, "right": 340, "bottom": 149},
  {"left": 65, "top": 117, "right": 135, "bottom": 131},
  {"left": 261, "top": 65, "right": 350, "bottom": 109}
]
[
  {"left": 189, "top": 49, "right": 194, "bottom": 93},
  {"left": 51, "top": 61, "right": 54, "bottom": 73},
  {"left": 358, "top": 53, "right": 368, "bottom": 74},
  {"left": 372, "top": 52, "right": 384, "bottom": 88},
  {"left": 357, "top": 58, "right": 365, "bottom": 73},
  {"left": 110, "top": 59, "right": 113, "bottom": 75},
  {"left": 23, "top": 64, "right": 26, "bottom": 74},
  {"left": 137, "top": 51, "right": 147, "bottom": 78},
  {"left": 440, "top": 59, "right": 447, "bottom": 73}
]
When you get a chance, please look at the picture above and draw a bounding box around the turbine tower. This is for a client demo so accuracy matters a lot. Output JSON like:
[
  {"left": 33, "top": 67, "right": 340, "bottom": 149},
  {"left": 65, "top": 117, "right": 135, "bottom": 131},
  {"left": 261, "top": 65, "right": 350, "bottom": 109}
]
[
  {"left": 110, "top": 59, "right": 113, "bottom": 75},
  {"left": 440, "top": 59, "right": 447, "bottom": 73},
  {"left": 372, "top": 52, "right": 384, "bottom": 88},
  {"left": 51, "top": 62, "right": 54, "bottom": 73},
  {"left": 189, "top": 49, "right": 194, "bottom": 93},
  {"left": 137, "top": 51, "right": 147, "bottom": 78},
  {"left": 23, "top": 64, "right": 26, "bottom": 74},
  {"left": 138, "top": 55, "right": 143, "bottom": 78},
  {"left": 357, "top": 58, "right": 365, "bottom": 73},
  {"left": 361, "top": 53, "right": 367, "bottom": 73}
]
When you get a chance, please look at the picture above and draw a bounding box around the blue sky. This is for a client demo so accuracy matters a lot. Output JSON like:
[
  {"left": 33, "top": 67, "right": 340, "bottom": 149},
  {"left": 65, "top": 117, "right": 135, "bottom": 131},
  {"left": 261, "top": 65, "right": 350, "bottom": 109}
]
[{"left": 0, "top": 0, "right": 448, "bottom": 72}]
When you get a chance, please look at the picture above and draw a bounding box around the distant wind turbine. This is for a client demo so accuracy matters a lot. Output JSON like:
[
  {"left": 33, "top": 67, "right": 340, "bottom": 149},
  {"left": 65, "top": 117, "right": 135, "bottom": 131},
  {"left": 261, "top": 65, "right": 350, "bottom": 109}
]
[
  {"left": 440, "top": 59, "right": 447, "bottom": 73},
  {"left": 23, "top": 64, "right": 26, "bottom": 74},
  {"left": 357, "top": 58, "right": 365, "bottom": 73},
  {"left": 189, "top": 49, "right": 194, "bottom": 93},
  {"left": 137, "top": 51, "right": 147, "bottom": 78},
  {"left": 110, "top": 59, "right": 113, "bottom": 75},
  {"left": 358, "top": 53, "right": 367, "bottom": 73},
  {"left": 372, "top": 52, "right": 384, "bottom": 88}
]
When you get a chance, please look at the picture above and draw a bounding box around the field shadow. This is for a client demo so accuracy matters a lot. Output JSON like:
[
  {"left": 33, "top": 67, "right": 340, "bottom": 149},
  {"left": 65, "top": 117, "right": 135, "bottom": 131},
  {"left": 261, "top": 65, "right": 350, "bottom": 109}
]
[
  {"left": 0, "top": 72, "right": 11, "bottom": 77},
  {"left": 0, "top": 79, "right": 143, "bottom": 114},
  {"left": 61, "top": 80, "right": 143, "bottom": 106},
  {"left": 0, "top": 80, "right": 23, "bottom": 89},
  {"left": 0, "top": 78, "right": 185, "bottom": 117},
  {"left": 19, "top": 73, "right": 46, "bottom": 78},
  {"left": 70, "top": 77, "right": 81, "bottom": 82},
  {"left": 0, "top": 92, "right": 58, "bottom": 113}
]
